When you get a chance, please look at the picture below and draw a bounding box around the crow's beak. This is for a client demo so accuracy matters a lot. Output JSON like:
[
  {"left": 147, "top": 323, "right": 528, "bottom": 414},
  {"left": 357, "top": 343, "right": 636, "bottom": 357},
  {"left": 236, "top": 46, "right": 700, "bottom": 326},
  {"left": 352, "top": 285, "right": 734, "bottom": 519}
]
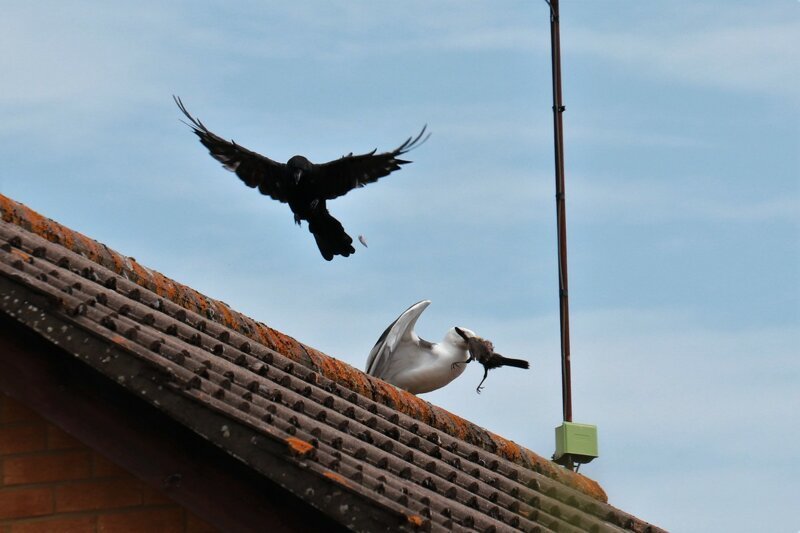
[
  {"left": 293, "top": 169, "right": 303, "bottom": 184},
  {"left": 454, "top": 327, "right": 470, "bottom": 341}
]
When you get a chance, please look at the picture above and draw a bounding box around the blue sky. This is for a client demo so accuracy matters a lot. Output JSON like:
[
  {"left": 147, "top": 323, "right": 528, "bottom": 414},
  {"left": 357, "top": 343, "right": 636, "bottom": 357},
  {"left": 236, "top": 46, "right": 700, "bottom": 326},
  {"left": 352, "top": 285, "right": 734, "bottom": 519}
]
[{"left": 2, "top": 1, "right": 798, "bottom": 531}]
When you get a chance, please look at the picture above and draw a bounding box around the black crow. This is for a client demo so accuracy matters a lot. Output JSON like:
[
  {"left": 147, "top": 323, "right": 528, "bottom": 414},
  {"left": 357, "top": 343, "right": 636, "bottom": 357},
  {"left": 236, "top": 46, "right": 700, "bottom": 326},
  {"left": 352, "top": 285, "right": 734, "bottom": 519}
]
[
  {"left": 174, "top": 96, "right": 429, "bottom": 260},
  {"left": 454, "top": 327, "right": 530, "bottom": 393}
]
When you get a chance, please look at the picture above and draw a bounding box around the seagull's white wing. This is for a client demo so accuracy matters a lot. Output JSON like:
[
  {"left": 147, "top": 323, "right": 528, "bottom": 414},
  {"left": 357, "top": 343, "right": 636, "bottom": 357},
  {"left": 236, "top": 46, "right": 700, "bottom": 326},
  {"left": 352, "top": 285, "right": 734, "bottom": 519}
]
[{"left": 365, "top": 300, "right": 431, "bottom": 378}]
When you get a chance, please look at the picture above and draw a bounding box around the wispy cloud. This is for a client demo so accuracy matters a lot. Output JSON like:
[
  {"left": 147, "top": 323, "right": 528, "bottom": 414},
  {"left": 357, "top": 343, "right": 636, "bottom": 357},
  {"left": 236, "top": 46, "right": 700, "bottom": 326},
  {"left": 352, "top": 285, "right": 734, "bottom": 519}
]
[
  {"left": 569, "top": 123, "right": 708, "bottom": 149},
  {"left": 568, "top": 173, "right": 799, "bottom": 224},
  {"left": 567, "top": 15, "right": 800, "bottom": 100},
  {"left": 262, "top": 2, "right": 800, "bottom": 102},
  {"left": 0, "top": 3, "right": 181, "bottom": 106}
]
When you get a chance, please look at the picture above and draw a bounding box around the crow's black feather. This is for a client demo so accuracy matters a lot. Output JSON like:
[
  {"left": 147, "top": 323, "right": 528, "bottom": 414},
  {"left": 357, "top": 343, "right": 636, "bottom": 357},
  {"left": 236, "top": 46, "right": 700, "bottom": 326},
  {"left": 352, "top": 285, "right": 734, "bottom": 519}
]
[{"left": 174, "top": 96, "right": 427, "bottom": 261}]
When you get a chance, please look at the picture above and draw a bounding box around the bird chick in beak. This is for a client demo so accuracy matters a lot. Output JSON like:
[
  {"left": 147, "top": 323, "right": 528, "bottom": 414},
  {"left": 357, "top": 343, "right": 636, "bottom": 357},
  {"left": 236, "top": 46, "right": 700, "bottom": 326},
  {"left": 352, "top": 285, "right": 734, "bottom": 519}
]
[{"left": 454, "top": 327, "right": 530, "bottom": 394}]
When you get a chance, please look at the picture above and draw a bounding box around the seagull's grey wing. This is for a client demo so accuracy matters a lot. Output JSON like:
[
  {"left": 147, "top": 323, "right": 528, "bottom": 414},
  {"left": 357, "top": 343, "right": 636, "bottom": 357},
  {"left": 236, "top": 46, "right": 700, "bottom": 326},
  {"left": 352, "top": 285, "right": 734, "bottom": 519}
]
[{"left": 365, "top": 300, "right": 431, "bottom": 378}]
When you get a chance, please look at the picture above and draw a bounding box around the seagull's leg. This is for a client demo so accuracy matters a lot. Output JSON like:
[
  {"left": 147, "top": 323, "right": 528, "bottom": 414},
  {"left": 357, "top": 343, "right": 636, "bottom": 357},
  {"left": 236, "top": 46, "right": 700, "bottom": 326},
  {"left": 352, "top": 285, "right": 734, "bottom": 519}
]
[
  {"left": 475, "top": 367, "right": 489, "bottom": 394},
  {"left": 451, "top": 354, "right": 474, "bottom": 370}
]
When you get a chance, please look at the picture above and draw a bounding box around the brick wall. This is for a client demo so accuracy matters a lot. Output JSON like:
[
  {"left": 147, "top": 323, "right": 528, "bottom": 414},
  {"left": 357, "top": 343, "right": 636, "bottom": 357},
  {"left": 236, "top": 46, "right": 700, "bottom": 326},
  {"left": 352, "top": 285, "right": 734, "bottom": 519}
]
[{"left": 0, "top": 393, "right": 217, "bottom": 533}]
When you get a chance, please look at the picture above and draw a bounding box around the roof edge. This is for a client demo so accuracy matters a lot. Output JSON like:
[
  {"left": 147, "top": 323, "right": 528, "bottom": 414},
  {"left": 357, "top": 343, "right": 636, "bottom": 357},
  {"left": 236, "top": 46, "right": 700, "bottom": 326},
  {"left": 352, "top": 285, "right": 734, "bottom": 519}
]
[{"left": 0, "top": 194, "right": 607, "bottom": 503}]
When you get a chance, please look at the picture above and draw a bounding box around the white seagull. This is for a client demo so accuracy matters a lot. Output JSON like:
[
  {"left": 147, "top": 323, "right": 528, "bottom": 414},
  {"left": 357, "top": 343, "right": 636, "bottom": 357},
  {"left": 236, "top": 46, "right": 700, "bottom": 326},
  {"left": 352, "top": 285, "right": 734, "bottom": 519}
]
[{"left": 365, "top": 300, "right": 475, "bottom": 394}]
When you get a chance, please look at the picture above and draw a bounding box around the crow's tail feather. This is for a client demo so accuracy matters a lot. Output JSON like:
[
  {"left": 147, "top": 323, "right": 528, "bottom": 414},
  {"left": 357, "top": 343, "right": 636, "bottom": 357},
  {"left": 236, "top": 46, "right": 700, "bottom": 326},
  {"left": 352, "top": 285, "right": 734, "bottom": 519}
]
[
  {"left": 495, "top": 355, "right": 530, "bottom": 369},
  {"left": 308, "top": 212, "right": 355, "bottom": 261}
]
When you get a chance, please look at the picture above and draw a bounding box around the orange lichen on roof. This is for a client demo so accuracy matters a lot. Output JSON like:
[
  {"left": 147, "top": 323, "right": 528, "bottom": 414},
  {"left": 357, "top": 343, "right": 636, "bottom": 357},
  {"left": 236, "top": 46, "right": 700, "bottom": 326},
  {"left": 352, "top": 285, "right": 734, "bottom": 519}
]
[
  {"left": 406, "top": 514, "right": 424, "bottom": 527},
  {"left": 9, "top": 248, "right": 32, "bottom": 263},
  {"left": 517, "top": 448, "right": 606, "bottom": 501},
  {"left": 565, "top": 469, "right": 607, "bottom": 501},
  {"left": 301, "top": 345, "right": 329, "bottom": 371},
  {"left": 320, "top": 356, "right": 373, "bottom": 392},
  {"left": 0, "top": 194, "right": 608, "bottom": 503},
  {"left": 214, "top": 300, "right": 237, "bottom": 328},
  {"left": 494, "top": 435, "right": 524, "bottom": 463},
  {"left": 110, "top": 335, "right": 128, "bottom": 346},
  {"left": 151, "top": 270, "right": 181, "bottom": 303},
  {"left": 322, "top": 471, "right": 351, "bottom": 488},
  {"left": 286, "top": 437, "right": 315, "bottom": 457},
  {"left": 425, "top": 405, "right": 473, "bottom": 441}
]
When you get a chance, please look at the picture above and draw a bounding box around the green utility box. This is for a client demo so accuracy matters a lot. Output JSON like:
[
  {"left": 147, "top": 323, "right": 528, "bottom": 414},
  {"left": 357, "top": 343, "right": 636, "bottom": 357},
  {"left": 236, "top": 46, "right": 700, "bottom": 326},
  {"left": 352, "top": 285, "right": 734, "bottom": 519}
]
[{"left": 554, "top": 422, "right": 599, "bottom": 466}]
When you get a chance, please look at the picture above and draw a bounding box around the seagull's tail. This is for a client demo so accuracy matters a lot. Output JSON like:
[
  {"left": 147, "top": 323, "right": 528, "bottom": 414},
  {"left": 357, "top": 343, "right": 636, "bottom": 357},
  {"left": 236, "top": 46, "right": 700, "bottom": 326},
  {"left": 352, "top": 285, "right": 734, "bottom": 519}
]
[
  {"left": 307, "top": 211, "right": 355, "bottom": 261},
  {"left": 494, "top": 355, "right": 530, "bottom": 370}
]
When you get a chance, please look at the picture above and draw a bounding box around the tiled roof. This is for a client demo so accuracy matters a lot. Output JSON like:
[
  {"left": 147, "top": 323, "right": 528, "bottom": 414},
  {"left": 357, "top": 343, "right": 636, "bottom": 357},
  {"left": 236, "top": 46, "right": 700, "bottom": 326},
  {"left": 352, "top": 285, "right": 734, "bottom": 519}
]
[{"left": 0, "top": 194, "right": 664, "bottom": 532}]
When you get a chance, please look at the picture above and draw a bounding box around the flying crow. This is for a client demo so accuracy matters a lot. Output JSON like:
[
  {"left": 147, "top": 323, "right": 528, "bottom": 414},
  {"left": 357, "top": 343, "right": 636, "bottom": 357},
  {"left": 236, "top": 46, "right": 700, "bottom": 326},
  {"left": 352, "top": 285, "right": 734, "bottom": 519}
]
[
  {"left": 174, "top": 96, "right": 429, "bottom": 260},
  {"left": 365, "top": 300, "right": 474, "bottom": 394},
  {"left": 454, "top": 328, "right": 530, "bottom": 393}
]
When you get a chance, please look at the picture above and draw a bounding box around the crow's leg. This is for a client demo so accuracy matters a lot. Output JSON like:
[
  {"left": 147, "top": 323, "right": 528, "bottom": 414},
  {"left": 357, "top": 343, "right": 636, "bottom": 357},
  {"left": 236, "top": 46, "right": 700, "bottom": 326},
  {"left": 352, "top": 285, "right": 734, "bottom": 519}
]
[
  {"left": 476, "top": 368, "right": 489, "bottom": 394},
  {"left": 294, "top": 213, "right": 302, "bottom": 226}
]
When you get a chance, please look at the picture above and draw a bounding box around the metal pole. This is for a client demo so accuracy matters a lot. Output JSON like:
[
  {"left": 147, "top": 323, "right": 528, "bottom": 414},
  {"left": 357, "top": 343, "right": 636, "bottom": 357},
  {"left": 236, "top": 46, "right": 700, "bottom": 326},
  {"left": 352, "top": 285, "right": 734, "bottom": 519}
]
[{"left": 546, "top": 0, "right": 572, "bottom": 423}]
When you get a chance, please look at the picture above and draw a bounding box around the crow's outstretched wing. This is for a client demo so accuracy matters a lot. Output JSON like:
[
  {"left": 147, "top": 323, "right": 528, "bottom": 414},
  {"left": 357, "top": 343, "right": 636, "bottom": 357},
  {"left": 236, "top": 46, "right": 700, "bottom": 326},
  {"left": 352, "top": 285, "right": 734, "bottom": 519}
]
[
  {"left": 174, "top": 96, "right": 291, "bottom": 203},
  {"left": 314, "top": 126, "right": 429, "bottom": 200}
]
